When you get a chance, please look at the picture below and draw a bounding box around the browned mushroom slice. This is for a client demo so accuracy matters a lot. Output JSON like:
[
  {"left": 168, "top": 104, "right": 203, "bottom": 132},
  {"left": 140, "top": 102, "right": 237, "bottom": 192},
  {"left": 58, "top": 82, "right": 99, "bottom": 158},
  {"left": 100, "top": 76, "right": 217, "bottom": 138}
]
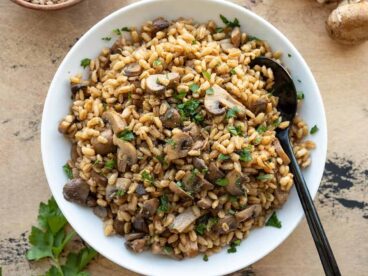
[
  {"left": 198, "top": 176, "right": 214, "bottom": 190},
  {"left": 113, "top": 136, "right": 137, "bottom": 172},
  {"left": 105, "top": 185, "right": 118, "bottom": 201},
  {"left": 225, "top": 170, "right": 245, "bottom": 196},
  {"left": 93, "top": 206, "right": 108, "bottom": 219},
  {"left": 102, "top": 111, "right": 126, "bottom": 134},
  {"left": 169, "top": 181, "right": 193, "bottom": 199},
  {"left": 141, "top": 198, "right": 160, "bottom": 218},
  {"left": 166, "top": 132, "right": 193, "bottom": 161},
  {"left": 146, "top": 73, "right": 180, "bottom": 94},
  {"left": 185, "top": 241, "right": 199, "bottom": 257},
  {"left": 91, "top": 129, "right": 116, "bottom": 155},
  {"left": 206, "top": 163, "right": 225, "bottom": 183},
  {"left": 113, "top": 219, "right": 125, "bottom": 235},
  {"left": 183, "top": 123, "right": 201, "bottom": 138},
  {"left": 170, "top": 208, "right": 201, "bottom": 233},
  {"left": 214, "top": 215, "right": 238, "bottom": 234},
  {"left": 219, "top": 39, "right": 235, "bottom": 53},
  {"left": 90, "top": 170, "right": 107, "bottom": 187},
  {"left": 135, "top": 184, "right": 147, "bottom": 196},
  {"left": 182, "top": 172, "right": 202, "bottom": 194},
  {"left": 71, "top": 83, "right": 88, "bottom": 95},
  {"left": 235, "top": 204, "right": 262, "bottom": 222},
  {"left": 204, "top": 85, "right": 246, "bottom": 116},
  {"left": 197, "top": 197, "right": 212, "bottom": 209},
  {"left": 248, "top": 97, "right": 267, "bottom": 115},
  {"left": 71, "top": 143, "right": 79, "bottom": 161},
  {"left": 125, "top": 232, "right": 145, "bottom": 241},
  {"left": 231, "top": 27, "right": 241, "bottom": 48},
  {"left": 273, "top": 188, "right": 289, "bottom": 208},
  {"left": 63, "top": 178, "right": 90, "bottom": 206},
  {"left": 132, "top": 214, "right": 149, "bottom": 233},
  {"left": 125, "top": 238, "right": 147, "bottom": 253},
  {"left": 274, "top": 138, "right": 290, "bottom": 165},
  {"left": 123, "top": 63, "right": 142, "bottom": 77},
  {"left": 192, "top": 157, "right": 208, "bottom": 172},
  {"left": 160, "top": 108, "right": 181, "bottom": 129},
  {"left": 152, "top": 17, "right": 170, "bottom": 33}
]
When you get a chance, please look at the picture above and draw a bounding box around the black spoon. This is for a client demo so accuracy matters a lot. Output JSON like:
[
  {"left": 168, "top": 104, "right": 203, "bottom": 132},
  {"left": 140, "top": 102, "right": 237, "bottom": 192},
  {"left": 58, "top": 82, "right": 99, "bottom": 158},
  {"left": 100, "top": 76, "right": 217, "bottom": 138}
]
[{"left": 250, "top": 57, "right": 340, "bottom": 276}]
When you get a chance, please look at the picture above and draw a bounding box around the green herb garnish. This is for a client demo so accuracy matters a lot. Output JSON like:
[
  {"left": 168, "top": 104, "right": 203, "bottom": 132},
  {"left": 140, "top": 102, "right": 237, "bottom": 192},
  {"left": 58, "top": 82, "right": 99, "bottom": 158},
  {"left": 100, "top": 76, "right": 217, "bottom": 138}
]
[
  {"left": 230, "top": 68, "right": 236, "bottom": 75},
  {"left": 163, "top": 245, "right": 173, "bottom": 255},
  {"left": 63, "top": 164, "right": 73, "bottom": 179},
  {"left": 256, "top": 124, "right": 268, "bottom": 134},
  {"left": 247, "top": 35, "right": 260, "bottom": 41},
  {"left": 215, "top": 27, "right": 224, "bottom": 33},
  {"left": 112, "top": 28, "right": 122, "bottom": 35},
  {"left": 206, "top": 87, "right": 214, "bottom": 95},
  {"left": 310, "top": 125, "right": 319, "bottom": 134},
  {"left": 226, "top": 106, "right": 239, "bottom": 119},
  {"left": 177, "top": 99, "right": 203, "bottom": 123},
  {"left": 115, "top": 189, "right": 125, "bottom": 197},
  {"left": 104, "top": 159, "right": 116, "bottom": 169},
  {"left": 207, "top": 217, "right": 218, "bottom": 231},
  {"left": 157, "top": 194, "right": 169, "bottom": 213},
  {"left": 218, "top": 154, "right": 230, "bottom": 161},
  {"left": 228, "top": 125, "right": 243, "bottom": 136},
  {"left": 297, "top": 79, "right": 302, "bottom": 83},
  {"left": 196, "top": 223, "right": 207, "bottom": 235},
  {"left": 257, "top": 173, "right": 273, "bottom": 181},
  {"left": 229, "top": 195, "right": 238, "bottom": 202},
  {"left": 153, "top": 59, "right": 162, "bottom": 67},
  {"left": 227, "top": 240, "right": 241, "bottom": 253},
  {"left": 174, "top": 90, "right": 187, "bottom": 100},
  {"left": 202, "top": 71, "right": 211, "bottom": 81},
  {"left": 288, "top": 53, "right": 292, "bottom": 58},
  {"left": 117, "top": 129, "right": 135, "bottom": 141},
  {"left": 165, "top": 138, "right": 176, "bottom": 148},
  {"left": 192, "top": 40, "right": 198, "bottom": 45},
  {"left": 266, "top": 212, "right": 282, "bottom": 228},
  {"left": 203, "top": 254, "right": 209, "bottom": 262},
  {"left": 215, "top": 178, "right": 229, "bottom": 187},
  {"left": 101, "top": 37, "right": 112, "bottom": 41},
  {"left": 272, "top": 117, "right": 282, "bottom": 128},
  {"left": 189, "top": 83, "right": 200, "bottom": 93},
  {"left": 220, "top": 14, "right": 240, "bottom": 28},
  {"left": 80, "top": 58, "right": 91, "bottom": 69},
  {"left": 253, "top": 136, "right": 262, "bottom": 145},
  {"left": 297, "top": 91, "right": 304, "bottom": 100},
  {"left": 121, "top": 27, "right": 130, "bottom": 32},
  {"left": 239, "top": 148, "right": 252, "bottom": 162},
  {"left": 141, "top": 170, "right": 154, "bottom": 184},
  {"left": 155, "top": 155, "right": 168, "bottom": 167}
]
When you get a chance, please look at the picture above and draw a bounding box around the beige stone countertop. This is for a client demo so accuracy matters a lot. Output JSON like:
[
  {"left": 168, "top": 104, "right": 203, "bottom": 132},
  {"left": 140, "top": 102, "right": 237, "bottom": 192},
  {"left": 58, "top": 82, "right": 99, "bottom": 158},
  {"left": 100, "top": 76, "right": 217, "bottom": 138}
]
[{"left": 0, "top": 0, "right": 367, "bottom": 275}]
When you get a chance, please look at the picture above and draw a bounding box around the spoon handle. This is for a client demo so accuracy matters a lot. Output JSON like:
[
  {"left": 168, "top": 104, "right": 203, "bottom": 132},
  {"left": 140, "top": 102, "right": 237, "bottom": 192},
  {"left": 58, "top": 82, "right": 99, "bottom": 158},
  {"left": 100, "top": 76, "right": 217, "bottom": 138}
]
[{"left": 277, "top": 130, "right": 341, "bottom": 276}]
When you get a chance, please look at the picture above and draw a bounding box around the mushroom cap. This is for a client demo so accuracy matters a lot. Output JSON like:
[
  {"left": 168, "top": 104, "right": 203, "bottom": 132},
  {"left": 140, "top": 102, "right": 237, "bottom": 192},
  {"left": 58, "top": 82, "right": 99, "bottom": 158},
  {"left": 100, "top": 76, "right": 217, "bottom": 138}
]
[
  {"left": 102, "top": 111, "right": 127, "bottom": 134},
  {"left": 326, "top": 1, "right": 368, "bottom": 44},
  {"left": 146, "top": 73, "right": 180, "bottom": 94},
  {"left": 204, "top": 84, "right": 246, "bottom": 116},
  {"left": 152, "top": 17, "right": 170, "bottom": 33},
  {"left": 206, "top": 163, "right": 225, "bottom": 183},
  {"left": 160, "top": 107, "right": 181, "bottom": 129},
  {"left": 63, "top": 178, "right": 90, "bottom": 206},
  {"left": 225, "top": 169, "right": 246, "bottom": 196},
  {"left": 91, "top": 128, "right": 116, "bottom": 155},
  {"left": 113, "top": 135, "right": 137, "bottom": 172},
  {"left": 123, "top": 63, "right": 142, "bottom": 77},
  {"left": 166, "top": 132, "right": 193, "bottom": 161}
]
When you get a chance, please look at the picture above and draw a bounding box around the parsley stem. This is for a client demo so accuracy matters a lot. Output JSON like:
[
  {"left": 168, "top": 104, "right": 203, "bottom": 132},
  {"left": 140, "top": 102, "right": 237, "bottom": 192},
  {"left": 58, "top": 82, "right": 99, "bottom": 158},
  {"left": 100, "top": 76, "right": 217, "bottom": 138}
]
[{"left": 51, "top": 256, "right": 64, "bottom": 276}]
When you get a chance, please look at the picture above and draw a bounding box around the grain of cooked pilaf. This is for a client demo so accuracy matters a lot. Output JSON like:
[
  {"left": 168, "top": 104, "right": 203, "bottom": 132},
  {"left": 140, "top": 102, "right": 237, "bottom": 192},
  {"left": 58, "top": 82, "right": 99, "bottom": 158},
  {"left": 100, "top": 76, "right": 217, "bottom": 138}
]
[{"left": 58, "top": 16, "right": 316, "bottom": 259}]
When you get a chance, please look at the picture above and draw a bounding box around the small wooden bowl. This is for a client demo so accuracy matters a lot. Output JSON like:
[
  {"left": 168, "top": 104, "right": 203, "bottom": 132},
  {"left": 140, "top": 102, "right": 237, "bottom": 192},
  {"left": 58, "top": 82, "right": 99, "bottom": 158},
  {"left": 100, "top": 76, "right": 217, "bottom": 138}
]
[{"left": 11, "top": 0, "right": 84, "bottom": 11}]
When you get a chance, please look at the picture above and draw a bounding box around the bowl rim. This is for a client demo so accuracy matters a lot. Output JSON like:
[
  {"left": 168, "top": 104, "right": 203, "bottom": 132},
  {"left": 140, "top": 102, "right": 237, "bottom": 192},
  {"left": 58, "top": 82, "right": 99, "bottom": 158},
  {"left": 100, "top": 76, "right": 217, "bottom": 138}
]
[
  {"left": 11, "top": 0, "right": 83, "bottom": 11},
  {"left": 41, "top": 0, "right": 328, "bottom": 275}
]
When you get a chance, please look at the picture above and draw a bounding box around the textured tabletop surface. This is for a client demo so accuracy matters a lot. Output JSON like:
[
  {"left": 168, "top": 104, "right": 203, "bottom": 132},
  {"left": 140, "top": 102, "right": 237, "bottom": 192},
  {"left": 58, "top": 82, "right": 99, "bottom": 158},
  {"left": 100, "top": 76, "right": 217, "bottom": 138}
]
[{"left": 0, "top": 0, "right": 367, "bottom": 275}]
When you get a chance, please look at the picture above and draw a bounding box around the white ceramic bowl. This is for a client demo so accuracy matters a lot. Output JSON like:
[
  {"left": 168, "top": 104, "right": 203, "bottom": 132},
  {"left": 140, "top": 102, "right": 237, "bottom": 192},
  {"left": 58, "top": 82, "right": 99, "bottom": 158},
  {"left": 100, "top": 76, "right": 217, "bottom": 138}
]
[{"left": 41, "top": 0, "right": 327, "bottom": 275}]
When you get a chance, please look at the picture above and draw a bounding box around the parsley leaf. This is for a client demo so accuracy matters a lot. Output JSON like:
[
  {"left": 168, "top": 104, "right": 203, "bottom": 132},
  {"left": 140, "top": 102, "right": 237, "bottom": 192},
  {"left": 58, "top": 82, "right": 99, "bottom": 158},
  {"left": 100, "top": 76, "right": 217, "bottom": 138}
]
[
  {"left": 215, "top": 178, "right": 229, "bottom": 187},
  {"left": 157, "top": 194, "right": 169, "bottom": 213},
  {"left": 63, "top": 164, "right": 73, "bottom": 179},
  {"left": 112, "top": 28, "right": 121, "bottom": 35},
  {"left": 141, "top": 170, "right": 154, "bottom": 184},
  {"left": 38, "top": 198, "right": 67, "bottom": 234},
  {"left": 297, "top": 91, "right": 304, "bottom": 100},
  {"left": 163, "top": 245, "right": 173, "bottom": 255},
  {"left": 256, "top": 124, "right": 268, "bottom": 134},
  {"left": 215, "top": 27, "right": 224, "bottom": 33},
  {"left": 115, "top": 189, "right": 125, "bottom": 197},
  {"left": 228, "top": 125, "right": 243, "bottom": 136},
  {"left": 288, "top": 53, "right": 292, "bottom": 58},
  {"left": 239, "top": 148, "right": 252, "bottom": 162},
  {"left": 266, "top": 212, "right": 282, "bottom": 228},
  {"left": 230, "top": 68, "right": 236, "bottom": 75},
  {"left": 189, "top": 83, "right": 200, "bottom": 93},
  {"left": 177, "top": 99, "right": 203, "bottom": 123},
  {"left": 153, "top": 59, "right": 162, "bottom": 67},
  {"left": 202, "top": 71, "right": 211, "bottom": 81},
  {"left": 165, "top": 138, "right": 176, "bottom": 148},
  {"left": 195, "top": 223, "right": 207, "bottom": 235},
  {"left": 257, "top": 173, "right": 273, "bottom": 182},
  {"left": 203, "top": 254, "right": 209, "bottom": 262},
  {"left": 206, "top": 87, "right": 214, "bottom": 95},
  {"left": 104, "top": 159, "right": 116, "bottom": 169},
  {"left": 192, "top": 40, "right": 198, "bottom": 45},
  {"left": 218, "top": 154, "right": 230, "bottom": 161},
  {"left": 117, "top": 129, "right": 135, "bottom": 141},
  {"left": 121, "top": 27, "right": 130, "bottom": 32},
  {"left": 60, "top": 247, "right": 97, "bottom": 275},
  {"left": 310, "top": 125, "right": 319, "bottom": 134},
  {"left": 174, "top": 90, "right": 187, "bottom": 100},
  {"left": 219, "top": 14, "right": 240, "bottom": 28},
  {"left": 80, "top": 58, "right": 91, "bottom": 69},
  {"left": 227, "top": 240, "right": 241, "bottom": 253},
  {"left": 207, "top": 217, "right": 218, "bottom": 231},
  {"left": 226, "top": 107, "right": 239, "bottom": 119},
  {"left": 247, "top": 35, "right": 260, "bottom": 41},
  {"left": 101, "top": 37, "right": 112, "bottom": 41},
  {"left": 155, "top": 155, "right": 168, "bottom": 167}
]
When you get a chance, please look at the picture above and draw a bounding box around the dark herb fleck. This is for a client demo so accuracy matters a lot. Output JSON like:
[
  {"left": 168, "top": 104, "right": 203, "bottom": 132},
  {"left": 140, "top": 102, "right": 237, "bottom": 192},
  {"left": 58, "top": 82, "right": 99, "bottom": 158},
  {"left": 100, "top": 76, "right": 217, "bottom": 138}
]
[
  {"left": 196, "top": 223, "right": 207, "bottom": 235},
  {"left": 220, "top": 14, "right": 240, "bottom": 28},
  {"left": 266, "top": 212, "right": 282, "bottom": 228},
  {"left": 202, "top": 71, "right": 211, "bottom": 81},
  {"left": 80, "top": 58, "right": 91, "bottom": 69},
  {"left": 256, "top": 124, "right": 268, "bottom": 134},
  {"left": 206, "top": 87, "right": 214, "bottom": 95},
  {"left": 297, "top": 91, "right": 304, "bottom": 100},
  {"left": 226, "top": 106, "right": 239, "bottom": 119},
  {"left": 117, "top": 129, "right": 135, "bottom": 141},
  {"left": 63, "top": 164, "right": 73, "bottom": 179},
  {"left": 218, "top": 154, "right": 230, "bottom": 161},
  {"left": 141, "top": 170, "right": 154, "bottom": 184},
  {"left": 121, "top": 27, "right": 130, "bottom": 32},
  {"left": 215, "top": 178, "right": 229, "bottom": 187},
  {"left": 257, "top": 173, "right": 273, "bottom": 181},
  {"left": 112, "top": 28, "right": 122, "bottom": 35},
  {"left": 228, "top": 125, "right": 243, "bottom": 136},
  {"left": 158, "top": 194, "right": 169, "bottom": 213},
  {"left": 104, "top": 159, "right": 116, "bottom": 169},
  {"left": 239, "top": 148, "right": 252, "bottom": 162},
  {"left": 230, "top": 68, "right": 236, "bottom": 75},
  {"left": 203, "top": 254, "right": 209, "bottom": 262},
  {"left": 189, "top": 83, "right": 200, "bottom": 93},
  {"left": 310, "top": 125, "right": 319, "bottom": 134},
  {"left": 288, "top": 53, "right": 292, "bottom": 58},
  {"left": 153, "top": 59, "right": 162, "bottom": 67},
  {"left": 101, "top": 37, "right": 112, "bottom": 41},
  {"left": 215, "top": 27, "right": 224, "bottom": 33}
]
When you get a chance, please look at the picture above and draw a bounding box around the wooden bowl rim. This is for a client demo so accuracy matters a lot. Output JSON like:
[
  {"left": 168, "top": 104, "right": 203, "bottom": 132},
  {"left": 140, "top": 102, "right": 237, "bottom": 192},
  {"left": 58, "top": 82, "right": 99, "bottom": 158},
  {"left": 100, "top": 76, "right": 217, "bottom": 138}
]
[{"left": 11, "top": 0, "right": 83, "bottom": 10}]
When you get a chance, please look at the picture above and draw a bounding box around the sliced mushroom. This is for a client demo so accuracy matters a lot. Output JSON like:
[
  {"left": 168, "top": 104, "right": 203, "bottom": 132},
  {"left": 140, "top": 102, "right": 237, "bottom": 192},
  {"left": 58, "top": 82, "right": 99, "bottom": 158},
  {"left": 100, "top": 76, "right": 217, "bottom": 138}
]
[
  {"left": 160, "top": 108, "right": 181, "bottom": 129},
  {"left": 198, "top": 176, "right": 214, "bottom": 190},
  {"left": 115, "top": 177, "right": 131, "bottom": 191},
  {"left": 132, "top": 214, "right": 149, "bottom": 233},
  {"left": 102, "top": 111, "right": 126, "bottom": 134},
  {"left": 182, "top": 172, "right": 202, "bottom": 194},
  {"left": 146, "top": 73, "right": 180, "bottom": 94},
  {"left": 206, "top": 163, "right": 225, "bottom": 183},
  {"left": 63, "top": 178, "right": 90, "bottom": 206},
  {"left": 274, "top": 188, "right": 289, "bottom": 208},
  {"left": 141, "top": 198, "right": 160, "bottom": 218},
  {"left": 125, "top": 232, "right": 145, "bottom": 241},
  {"left": 152, "top": 17, "right": 170, "bottom": 33},
  {"left": 105, "top": 185, "right": 118, "bottom": 201},
  {"left": 135, "top": 184, "right": 147, "bottom": 196},
  {"left": 226, "top": 170, "right": 245, "bottom": 196},
  {"left": 197, "top": 198, "right": 212, "bottom": 209},
  {"left": 86, "top": 194, "right": 97, "bottom": 207},
  {"left": 169, "top": 181, "right": 193, "bottom": 199},
  {"left": 235, "top": 204, "right": 262, "bottom": 222},
  {"left": 170, "top": 208, "right": 201, "bottom": 233},
  {"left": 214, "top": 215, "right": 238, "bottom": 234},
  {"left": 93, "top": 206, "right": 108, "bottom": 219},
  {"left": 113, "top": 136, "right": 137, "bottom": 172},
  {"left": 248, "top": 97, "right": 267, "bottom": 115},
  {"left": 125, "top": 238, "right": 146, "bottom": 253},
  {"left": 219, "top": 39, "right": 235, "bottom": 53},
  {"left": 123, "top": 63, "right": 142, "bottom": 77},
  {"left": 90, "top": 170, "right": 107, "bottom": 187},
  {"left": 166, "top": 132, "right": 193, "bottom": 161},
  {"left": 274, "top": 138, "right": 290, "bottom": 165},
  {"left": 71, "top": 143, "right": 79, "bottom": 161},
  {"left": 193, "top": 157, "right": 208, "bottom": 171},
  {"left": 113, "top": 219, "right": 125, "bottom": 235},
  {"left": 231, "top": 27, "right": 241, "bottom": 48},
  {"left": 91, "top": 128, "right": 116, "bottom": 155},
  {"left": 204, "top": 85, "right": 246, "bottom": 116},
  {"left": 183, "top": 123, "right": 201, "bottom": 138},
  {"left": 71, "top": 83, "right": 88, "bottom": 95}
]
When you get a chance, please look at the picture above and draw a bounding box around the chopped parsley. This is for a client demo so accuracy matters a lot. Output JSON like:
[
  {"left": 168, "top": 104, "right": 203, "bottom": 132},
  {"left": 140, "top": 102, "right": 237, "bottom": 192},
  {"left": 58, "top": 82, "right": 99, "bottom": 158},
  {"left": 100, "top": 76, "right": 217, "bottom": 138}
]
[
  {"left": 220, "top": 14, "right": 240, "bottom": 28},
  {"left": 206, "top": 87, "right": 214, "bottom": 95},
  {"left": 189, "top": 83, "right": 200, "bottom": 93},
  {"left": 228, "top": 125, "right": 243, "bottom": 136},
  {"left": 297, "top": 79, "right": 302, "bottom": 83},
  {"left": 226, "top": 106, "right": 239, "bottom": 119},
  {"left": 266, "top": 212, "right": 282, "bottom": 228},
  {"left": 153, "top": 59, "right": 162, "bottom": 67},
  {"left": 165, "top": 138, "right": 176, "bottom": 148},
  {"left": 104, "top": 159, "right": 116, "bottom": 169},
  {"left": 229, "top": 195, "right": 238, "bottom": 202},
  {"left": 230, "top": 68, "right": 236, "bottom": 75},
  {"left": 121, "top": 27, "right": 130, "bottom": 32},
  {"left": 257, "top": 173, "right": 273, "bottom": 182},
  {"left": 215, "top": 27, "right": 224, "bottom": 33},
  {"left": 203, "top": 254, "right": 209, "bottom": 262},
  {"left": 247, "top": 35, "right": 260, "bottom": 41},
  {"left": 176, "top": 181, "right": 184, "bottom": 189},
  {"left": 239, "top": 148, "right": 252, "bottom": 162},
  {"left": 155, "top": 155, "right": 168, "bottom": 167},
  {"left": 272, "top": 117, "right": 282, "bottom": 128},
  {"left": 63, "top": 164, "right": 73, "bottom": 179},
  {"left": 288, "top": 53, "right": 292, "bottom": 58},
  {"left": 112, "top": 28, "right": 122, "bottom": 35},
  {"left": 297, "top": 91, "right": 304, "bottom": 100},
  {"left": 215, "top": 178, "right": 229, "bottom": 187},
  {"left": 218, "top": 154, "right": 230, "bottom": 161},
  {"left": 174, "top": 90, "right": 187, "bottom": 100},
  {"left": 202, "top": 71, "right": 211, "bottom": 81},
  {"left": 228, "top": 209, "right": 236, "bottom": 215},
  {"left": 80, "top": 58, "right": 91, "bottom": 69},
  {"left": 256, "top": 124, "right": 268, "bottom": 134},
  {"left": 157, "top": 194, "right": 169, "bottom": 213},
  {"left": 227, "top": 240, "right": 241, "bottom": 253},
  {"left": 177, "top": 99, "right": 203, "bottom": 124},
  {"left": 141, "top": 170, "right": 154, "bottom": 184},
  {"left": 117, "top": 129, "right": 135, "bottom": 141},
  {"left": 192, "top": 40, "right": 198, "bottom": 45},
  {"left": 253, "top": 136, "right": 262, "bottom": 145},
  {"left": 101, "top": 37, "right": 112, "bottom": 41},
  {"left": 310, "top": 125, "right": 319, "bottom": 134},
  {"left": 195, "top": 223, "right": 207, "bottom": 235},
  {"left": 206, "top": 217, "right": 218, "bottom": 231},
  {"left": 163, "top": 245, "right": 173, "bottom": 255},
  {"left": 115, "top": 189, "right": 125, "bottom": 197}
]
